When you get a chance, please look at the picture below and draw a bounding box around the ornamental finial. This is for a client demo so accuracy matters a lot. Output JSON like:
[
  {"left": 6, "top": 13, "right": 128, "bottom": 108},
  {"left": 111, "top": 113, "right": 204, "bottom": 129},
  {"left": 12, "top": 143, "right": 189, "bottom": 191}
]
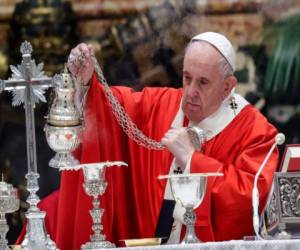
[{"left": 20, "top": 41, "right": 33, "bottom": 55}]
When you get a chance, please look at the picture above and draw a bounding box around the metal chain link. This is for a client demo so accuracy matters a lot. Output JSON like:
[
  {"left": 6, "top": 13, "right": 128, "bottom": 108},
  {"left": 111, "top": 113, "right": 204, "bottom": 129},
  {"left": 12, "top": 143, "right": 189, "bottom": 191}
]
[{"left": 92, "top": 56, "right": 165, "bottom": 150}]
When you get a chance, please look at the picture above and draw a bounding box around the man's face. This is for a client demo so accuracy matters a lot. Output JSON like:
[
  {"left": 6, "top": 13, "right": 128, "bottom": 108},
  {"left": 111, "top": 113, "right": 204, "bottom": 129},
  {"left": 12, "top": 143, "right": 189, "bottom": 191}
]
[{"left": 182, "top": 42, "right": 233, "bottom": 123}]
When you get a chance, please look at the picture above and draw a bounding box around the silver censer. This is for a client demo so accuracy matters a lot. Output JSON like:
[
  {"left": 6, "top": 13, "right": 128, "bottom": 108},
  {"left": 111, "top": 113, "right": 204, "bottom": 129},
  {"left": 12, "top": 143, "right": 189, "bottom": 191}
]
[{"left": 44, "top": 67, "right": 82, "bottom": 170}]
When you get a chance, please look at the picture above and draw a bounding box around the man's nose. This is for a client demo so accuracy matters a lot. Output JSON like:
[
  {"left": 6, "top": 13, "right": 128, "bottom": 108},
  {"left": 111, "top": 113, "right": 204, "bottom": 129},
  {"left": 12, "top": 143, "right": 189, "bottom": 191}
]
[{"left": 186, "top": 81, "right": 198, "bottom": 98}]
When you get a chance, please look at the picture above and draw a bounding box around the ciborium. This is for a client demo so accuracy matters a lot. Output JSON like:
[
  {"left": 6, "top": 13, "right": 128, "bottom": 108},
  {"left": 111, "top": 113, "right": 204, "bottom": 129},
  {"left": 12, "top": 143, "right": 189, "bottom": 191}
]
[
  {"left": 44, "top": 66, "right": 82, "bottom": 170},
  {"left": 78, "top": 162, "right": 127, "bottom": 249},
  {"left": 0, "top": 180, "right": 20, "bottom": 250},
  {"left": 159, "top": 173, "right": 222, "bottom": 244}
]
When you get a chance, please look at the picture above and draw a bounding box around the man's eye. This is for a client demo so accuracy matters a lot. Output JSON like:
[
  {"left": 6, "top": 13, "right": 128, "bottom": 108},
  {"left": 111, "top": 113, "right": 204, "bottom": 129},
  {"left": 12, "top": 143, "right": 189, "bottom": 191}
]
[
  {"left": 198, "top": 79, "right": 208, "bottom": 85},
  {"left": 183, "top": 75, "right": 191, "bottom": 83}
]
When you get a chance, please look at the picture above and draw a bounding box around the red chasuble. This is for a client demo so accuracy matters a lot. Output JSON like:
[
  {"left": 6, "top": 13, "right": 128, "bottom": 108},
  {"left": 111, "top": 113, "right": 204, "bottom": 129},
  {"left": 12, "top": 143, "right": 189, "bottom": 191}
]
[{"left": 18, "top": 74, "right": 279, "bottom": 250}]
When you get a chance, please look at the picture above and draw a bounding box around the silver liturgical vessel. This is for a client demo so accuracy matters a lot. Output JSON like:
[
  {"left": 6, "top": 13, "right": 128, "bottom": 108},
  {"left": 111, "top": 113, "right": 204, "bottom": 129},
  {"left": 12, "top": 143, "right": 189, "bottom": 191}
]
[
  {"left": 159, "top": 173, "right": 222, "bottom": 244},
  {"left": 263, "top": 172, "right": 300, "bottom": 239},
  {"left": 45, "top": 67, "right": 82, "bottom": 170},
  {"left": 62, "top": 162, "right": 127, "bottom": 250},
  {"left": 81, "top": 162, "right": 126, "bottom": 249},
  {"left": 0, "top": 180, "right": 20, "bottom": 250}
]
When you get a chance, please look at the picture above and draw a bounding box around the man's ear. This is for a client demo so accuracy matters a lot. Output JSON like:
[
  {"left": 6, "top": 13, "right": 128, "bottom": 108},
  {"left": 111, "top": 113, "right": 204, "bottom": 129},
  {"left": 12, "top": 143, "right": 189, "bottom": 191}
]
[{"left": 223, "top": 76, "right": 237, "bottom": 97}]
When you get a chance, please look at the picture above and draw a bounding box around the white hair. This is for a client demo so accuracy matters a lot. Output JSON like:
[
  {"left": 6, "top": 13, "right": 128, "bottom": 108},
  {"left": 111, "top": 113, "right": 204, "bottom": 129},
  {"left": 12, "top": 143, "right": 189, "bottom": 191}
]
[{"left": 217, "top": 56, "right": 234, "bottom": 78}]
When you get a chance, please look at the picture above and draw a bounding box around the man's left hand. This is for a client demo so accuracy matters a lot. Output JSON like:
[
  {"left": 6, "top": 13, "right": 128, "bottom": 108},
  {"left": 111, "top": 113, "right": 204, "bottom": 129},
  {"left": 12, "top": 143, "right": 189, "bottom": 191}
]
[{"left": 161, "top": 127, "right": 195, "bottom": 168}]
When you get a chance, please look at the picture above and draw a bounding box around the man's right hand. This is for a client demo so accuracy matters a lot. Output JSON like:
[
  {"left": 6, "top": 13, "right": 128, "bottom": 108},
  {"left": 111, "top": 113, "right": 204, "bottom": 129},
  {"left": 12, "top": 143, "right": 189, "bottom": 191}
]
[
  {"left": 67, "top": 43, "right": 95, "bottom": 85},
  {"left": 161, "top": 127, "right": 195, "bottom": 169}
]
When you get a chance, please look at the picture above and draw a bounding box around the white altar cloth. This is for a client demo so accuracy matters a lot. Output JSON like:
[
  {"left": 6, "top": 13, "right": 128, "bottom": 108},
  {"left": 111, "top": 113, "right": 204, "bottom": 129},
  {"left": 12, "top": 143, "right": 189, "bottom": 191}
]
[{"left": 99, "top": 239, "right": 300, "bottom": 250}]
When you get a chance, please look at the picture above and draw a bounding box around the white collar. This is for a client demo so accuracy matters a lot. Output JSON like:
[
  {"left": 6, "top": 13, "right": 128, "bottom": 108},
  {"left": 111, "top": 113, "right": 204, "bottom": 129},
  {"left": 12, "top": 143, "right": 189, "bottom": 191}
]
[{"left": 171, "top": 93, "right": 249, "bottom": 141}]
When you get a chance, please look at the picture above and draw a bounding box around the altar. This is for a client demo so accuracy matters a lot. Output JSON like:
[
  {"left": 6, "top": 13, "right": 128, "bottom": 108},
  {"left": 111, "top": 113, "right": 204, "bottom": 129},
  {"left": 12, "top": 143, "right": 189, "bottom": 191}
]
[{"left": 100, "top": 240, "right": 300, "bottom": 250}]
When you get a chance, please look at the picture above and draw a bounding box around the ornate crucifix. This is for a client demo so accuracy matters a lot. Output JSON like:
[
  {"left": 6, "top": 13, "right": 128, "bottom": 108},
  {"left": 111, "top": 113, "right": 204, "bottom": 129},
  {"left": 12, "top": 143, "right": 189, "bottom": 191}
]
[{"left": 0, "top": 41, "right": 56, "bottom": 249}]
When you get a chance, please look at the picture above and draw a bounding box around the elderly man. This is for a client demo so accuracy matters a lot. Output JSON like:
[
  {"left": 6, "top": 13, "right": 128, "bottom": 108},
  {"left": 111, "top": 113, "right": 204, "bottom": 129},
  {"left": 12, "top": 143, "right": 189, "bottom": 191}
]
[{"left": 19, "top": 32, "right": 279, "bottom": 250}]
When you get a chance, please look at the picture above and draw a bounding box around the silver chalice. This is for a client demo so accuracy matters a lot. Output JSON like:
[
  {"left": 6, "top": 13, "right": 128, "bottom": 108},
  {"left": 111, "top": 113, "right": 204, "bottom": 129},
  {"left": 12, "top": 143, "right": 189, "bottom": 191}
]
[
  {"left": 159, "top": 173, "right": 222, "bottom": 244},
  {"left": 75, "top": 162, "right": 127, "bottom": 250}
]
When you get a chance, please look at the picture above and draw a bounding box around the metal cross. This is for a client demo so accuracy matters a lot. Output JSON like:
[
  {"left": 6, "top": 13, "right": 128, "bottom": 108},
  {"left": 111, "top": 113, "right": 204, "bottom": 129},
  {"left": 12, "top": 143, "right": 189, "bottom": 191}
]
[
  {"left": 0, "top": 41, "right": 57, "bottom": 249},
  {"left": 0, "top": 41, "right": 53, "bottom": 174}
]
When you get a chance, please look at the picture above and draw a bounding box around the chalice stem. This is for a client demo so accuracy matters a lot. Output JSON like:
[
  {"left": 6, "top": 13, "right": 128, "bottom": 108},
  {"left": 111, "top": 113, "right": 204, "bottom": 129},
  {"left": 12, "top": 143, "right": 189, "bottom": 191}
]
[
  {"left": 81, "top": 195, "right": 116, "bottom": 249},
  {"left": 183, "top": 207, "right": 200, "bottom": 244},
  {"left": 90, "top": 198, "right": 105, "bottom": 242}
]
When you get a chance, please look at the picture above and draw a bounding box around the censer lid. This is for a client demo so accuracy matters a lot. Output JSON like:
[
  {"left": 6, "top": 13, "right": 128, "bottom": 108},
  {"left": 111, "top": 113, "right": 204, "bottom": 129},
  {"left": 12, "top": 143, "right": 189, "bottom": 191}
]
[
  {"left": 61, "top": 65, "right": 74, "bottom": 88},
  {"left": 46, "top": 66, "right": 82, "bottom": 126}
]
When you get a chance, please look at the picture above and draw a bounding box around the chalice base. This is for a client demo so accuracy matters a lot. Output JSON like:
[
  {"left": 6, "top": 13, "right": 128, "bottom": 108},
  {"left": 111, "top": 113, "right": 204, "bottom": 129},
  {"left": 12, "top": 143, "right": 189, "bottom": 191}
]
[
  {"left": 49, "top": 153, "right": 79, "bottom": 169},
  {"left": 81, "top": 240, "right": 116, "bottom": 249},
  {"left": 182, "top": 233, "right": 201, "bottom": 244}
]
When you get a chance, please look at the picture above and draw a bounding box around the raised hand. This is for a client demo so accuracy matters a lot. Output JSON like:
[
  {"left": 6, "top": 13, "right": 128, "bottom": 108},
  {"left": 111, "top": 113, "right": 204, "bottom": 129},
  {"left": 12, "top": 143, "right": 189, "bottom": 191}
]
[
  {"left": 161, "top": 127, "right": 195, "bottom": 169},
  {"left": 67, "top": 43, "right": 94, "bottom": 85}
]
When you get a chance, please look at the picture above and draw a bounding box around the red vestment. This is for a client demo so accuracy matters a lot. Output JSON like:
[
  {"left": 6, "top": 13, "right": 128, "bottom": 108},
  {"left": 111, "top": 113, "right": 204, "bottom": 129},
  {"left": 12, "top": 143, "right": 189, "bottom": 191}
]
[{"left": 17, "top": 74, "right": 279, "bottom": 250}]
